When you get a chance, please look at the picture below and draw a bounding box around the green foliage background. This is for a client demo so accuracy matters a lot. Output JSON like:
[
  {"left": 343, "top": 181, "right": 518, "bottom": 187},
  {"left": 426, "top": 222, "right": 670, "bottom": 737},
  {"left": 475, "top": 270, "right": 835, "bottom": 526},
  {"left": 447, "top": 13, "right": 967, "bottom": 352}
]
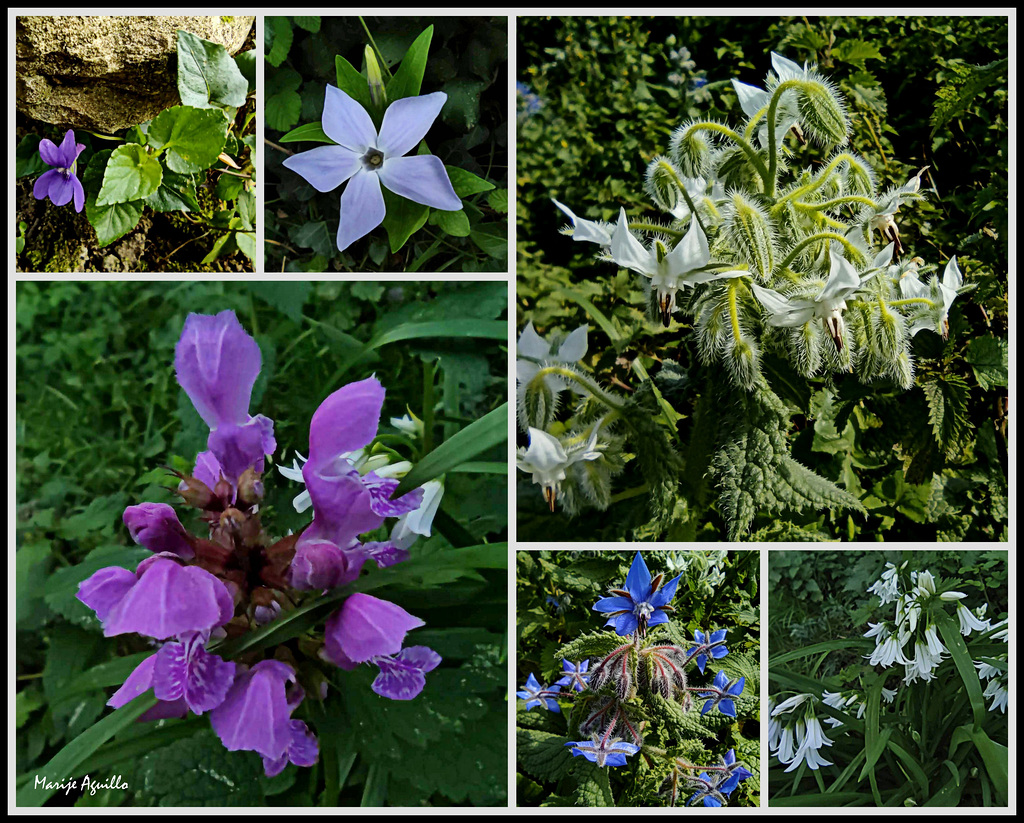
[
  {"left": 768, "top": 549, "right": 1009, "bottom": 805},
  {"left": 15, "top": 280, "right": 508, "bottom": 806},
  {"left": 266, "top": 15, "right": 509, "bottom": 272},
  {"left": 516, "top": 549, "right": 760, "bottom": 806},
  {"left": 517, "top": 16, "right": 1008, "bottom": 542}
]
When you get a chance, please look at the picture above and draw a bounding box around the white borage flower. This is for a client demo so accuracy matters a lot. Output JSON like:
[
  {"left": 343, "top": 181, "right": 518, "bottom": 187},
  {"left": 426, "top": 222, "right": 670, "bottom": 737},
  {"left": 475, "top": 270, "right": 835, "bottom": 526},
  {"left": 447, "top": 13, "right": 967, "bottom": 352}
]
[
  {"left": 551, "top": 199, "right": 614, "bottom": 247},
  {"left": 900, "top": 256, "right": 964, "bottom": 340},
  {"left": 867, "top": 166, "right": 930, "bottom": 259},
  {"left": 610, "top": 207, "right": 746, "bottom": 326},
  {"left": 751, "top": 242, "right": 886, "bottom": 351},
  {"left": 516, "top": 426, "right": 602, "bottom": 511},
  {"left": 516, "top": 320, "right": 589, "bottom": 397}
]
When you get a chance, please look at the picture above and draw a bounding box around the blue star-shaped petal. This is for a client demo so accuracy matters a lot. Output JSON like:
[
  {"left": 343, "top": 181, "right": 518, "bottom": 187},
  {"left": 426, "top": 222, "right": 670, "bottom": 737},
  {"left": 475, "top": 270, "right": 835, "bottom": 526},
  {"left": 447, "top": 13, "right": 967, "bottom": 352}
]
[{"left": 593, "top": 553, "right": 681, "bottom": 636}]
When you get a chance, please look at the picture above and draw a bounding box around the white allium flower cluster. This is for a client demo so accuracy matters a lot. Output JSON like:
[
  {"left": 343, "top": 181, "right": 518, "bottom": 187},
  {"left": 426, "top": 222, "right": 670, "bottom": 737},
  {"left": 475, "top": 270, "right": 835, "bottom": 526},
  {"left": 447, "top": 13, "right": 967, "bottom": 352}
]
[{"left": 769, "top": 693, "right": 834, "bottom": 772}]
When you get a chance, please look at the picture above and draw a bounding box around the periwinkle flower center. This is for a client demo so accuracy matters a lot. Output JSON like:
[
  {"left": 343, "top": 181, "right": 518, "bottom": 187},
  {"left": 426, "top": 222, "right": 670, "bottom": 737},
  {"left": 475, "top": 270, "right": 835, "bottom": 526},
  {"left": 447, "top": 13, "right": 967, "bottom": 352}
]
[{"left": 362, "top": 147, "right": 385, "bottom": 172}]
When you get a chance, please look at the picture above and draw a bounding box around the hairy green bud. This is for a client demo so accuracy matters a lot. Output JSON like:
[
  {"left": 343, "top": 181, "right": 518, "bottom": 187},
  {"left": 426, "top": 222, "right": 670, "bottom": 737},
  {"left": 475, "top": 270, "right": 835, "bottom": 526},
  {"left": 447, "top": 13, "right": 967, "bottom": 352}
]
[
  {"left": 670, "top": 121, "right": 712, "bottom": 178},
  {"left": 723, "top": 192, "right": 775, "bottom": 280},
  {"left": 797, "top": 76, "right": 849, "bottom": 146},
  {"left": 645, "top": 156, "right": 686, "bottom": 215}
]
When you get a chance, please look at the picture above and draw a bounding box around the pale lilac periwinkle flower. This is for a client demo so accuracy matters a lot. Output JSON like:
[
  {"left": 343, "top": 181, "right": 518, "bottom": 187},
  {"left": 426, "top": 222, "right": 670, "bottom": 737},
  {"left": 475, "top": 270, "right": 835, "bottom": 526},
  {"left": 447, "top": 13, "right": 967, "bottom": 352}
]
[
  {"left": 122, "top": 502, "right": 193, "bottom": 559},
  {"left": 33, "top": 130, "right": 86, "bottom": 212},
  {"left": 282, "top": 86, "right": 462, "bottom": 252},
  {"left": 175, "top": 310, "right": 276, "bottom": 488}
]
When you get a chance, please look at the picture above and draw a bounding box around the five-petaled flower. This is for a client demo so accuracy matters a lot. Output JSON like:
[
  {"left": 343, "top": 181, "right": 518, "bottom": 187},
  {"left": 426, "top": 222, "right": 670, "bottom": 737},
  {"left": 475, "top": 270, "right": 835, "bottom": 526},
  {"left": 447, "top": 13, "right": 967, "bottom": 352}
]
[
  {"left": 517, "top": 673, "right": 562, "bottom": 712},
  {"left": 516, "top": 427, "right": 601, "bottom": 511},
  {"left": 688, "top": 628, "right": 729, "bottom": 673},
  {"left": 33, "top": 129, "right": 86, "bottom": 213},
  {"left": 698, "top": 670, "right": 745, "bottom": 717},
  {"left": 593, "top": 551, "right": 682, "bottom": 636},
  {"left": 564, "top": 734, "right": 640, "bottom": 767},
  {"left": 282, "top": 86, "right": 462, "bottom": 252}
]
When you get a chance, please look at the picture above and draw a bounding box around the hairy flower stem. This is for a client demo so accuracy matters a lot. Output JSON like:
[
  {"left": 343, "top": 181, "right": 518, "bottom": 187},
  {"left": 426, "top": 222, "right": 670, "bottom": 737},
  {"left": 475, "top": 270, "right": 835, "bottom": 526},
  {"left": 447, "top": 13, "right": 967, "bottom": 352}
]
[
  {"left": 727, "top": 281, "right": 743, "bottom": 345},
  {"left": 771, "top": 152, "right": 868, "bottom": 213},
  {"left": 532, "top": 365, "right": 626, "bottom": 411},
  {"left": 629, "top": 222, "right": 684, "bottom": 239},
  {"left": 766, "top": 79, "right": 806, "bottom": 197},
  {"left": 886, "top": 298, "right": 935, "bottom": 307},
  {"left": 800, "top": 195, "right": 878, "bottom": 211},
  {"left": 652, "top": 162, "right": 709, "bottom": 235},
  {"left": 778, "top": 232, "right": 866, "bottom": 272},
  {"left": 684, "top": 122, "right": 772, "bottom": 193}
]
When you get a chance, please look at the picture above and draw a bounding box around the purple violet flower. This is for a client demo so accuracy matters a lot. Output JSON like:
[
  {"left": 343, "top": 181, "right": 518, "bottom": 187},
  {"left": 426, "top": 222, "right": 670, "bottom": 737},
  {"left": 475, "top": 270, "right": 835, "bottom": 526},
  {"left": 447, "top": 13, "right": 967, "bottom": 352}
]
[
  {"left": 33, "top": 130, "right": 86, "bottom": 212},
  {"left": 321, "top": 593, "right": 425, "bottom": 667},
  {"left": 593, "top": 552, "right": 681, "bottom": 636},
  {"left": 77, "top": 556, "right": 234, "bottom": 640},
  {"left": 282, "top": 85, "right": 462, "bottom": 252},
  {"left": 122, "top": 502, "right": 194, "bottom": 558},
  {"left": 370, "top": 645, "right": 442, "bottom": 700},
  {"left": 175, "top": 310, "right": 276, "bottom": 488}
]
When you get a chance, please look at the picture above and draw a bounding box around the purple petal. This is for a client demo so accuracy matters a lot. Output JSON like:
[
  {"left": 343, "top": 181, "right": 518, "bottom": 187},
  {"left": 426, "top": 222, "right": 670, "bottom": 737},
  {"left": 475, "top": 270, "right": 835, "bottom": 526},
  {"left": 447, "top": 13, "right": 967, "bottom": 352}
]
[
  {"left": 324, "top": 593, "right": 425, "bottom": 664},
  {"left": 285, "top": 720, "right": 319, "bottom": 767},
  {"left": 376, "top": 92, "right": 446, "bottom": 158},
  {"left": 70, "top": 173, "right": 85, "bottom": 213},
  {"left": 175, "top": 310, "right": 261, "bottom": 429},
  {"left": 307, "top": 377, "right": 385, "bottom": 466},
  {"left": 362, "top": 540, "right": 410, "bottom": 568},
  {"left": 372, "top": 657, "right": 427, "bottom": 700},
  {"left": 377, "top": 154, "right": 462, "bottom": 211},
  {"left": 44, "top": 170, "right": 77, "bottom": 206},
  {"left": 302, "top": 471, "right": 383, "bottom": 549},
  {"left": 288, "top": 537, "right": 364, "bottom": 590},
  {"left": 76, "top": 566, "right": 137, "bottom": 622},
  {"left": 209, "top": 661, "right": 295, "bottom": 759},
  {"left": 37, "top": 138, "right": 64, "bottom": 168},
  {"left": 322, "top": 85, "right": 378, "bottom": 152},
  {"left": 32, "top": 168, "right": 61, "bottom": 201},
  {"left": 207, "top": 417, "right": 273, "bottom": 482},
  {"left": 139, "top": 698, "right": 190, "bottom": 721},
  {"left": 282, "top": 144, "right": 361, "bottom": 193},
  {"left": 395, "top": 645, "right": 442, "bottom": 673},
  {"left": 337, "top": 169, "right": 386, "bottom": 251},
  {"left": 261, "top": 752, "right": 289, "bottom": 778},
  {"left": 57, "top": 129, "right": 85, "bottom": 167},
  {"left": 192, "top": 450, "right": 224, "bottom": 490},
  {"left": 107, "top": 653, "right": 157, "bottom": 708},
  {"left": 361, "top": 473, "right": 424, "bottom": 517},
  {"left": 153, "top": 634, "right": 236, "bottom": 714},
  {"left": 102, "top": 558, "right": 235, "bottom": 639},
  {"left": 123, "top": 503, "right": 193, "bottom": 558}
]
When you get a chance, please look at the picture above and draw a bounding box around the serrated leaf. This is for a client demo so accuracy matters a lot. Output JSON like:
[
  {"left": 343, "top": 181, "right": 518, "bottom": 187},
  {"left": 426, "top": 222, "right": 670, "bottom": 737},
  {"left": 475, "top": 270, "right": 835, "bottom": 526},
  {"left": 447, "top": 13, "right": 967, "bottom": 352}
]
[
  {"left": 148, "top": 106, "right": 228, "bottom": 174},
  {"left": 141, "top": 729, "right": 266, "bottom": 805},
  {"left": 176, "top": 29, "right": 248, "bottom": 109},
  {"left": 516, "top": 728, "right": 574, "bottom": 783},
  {"left": 832, "top": 38, "right": 884, "bottom": 69},
  {"left": 922, "top": 376, "right": 971, "bottom": 453},
  {"left": 966, "top": 336, "right": 1007, "bottom": 390},
  {"left": 97, "top": 144, "right": 162, "bottom": 206},
  {"left": 930, "top": 58, "right": 1008, "bottom": 136}
]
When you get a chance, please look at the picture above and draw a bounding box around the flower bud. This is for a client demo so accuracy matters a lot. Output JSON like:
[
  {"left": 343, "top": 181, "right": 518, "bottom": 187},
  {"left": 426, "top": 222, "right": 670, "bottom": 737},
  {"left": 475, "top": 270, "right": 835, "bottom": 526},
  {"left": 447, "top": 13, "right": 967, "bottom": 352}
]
[
  {"left": 797, "top": 77, "right": 849, "bottom": 146},
  {"left": 644, "top": 156, "right": 686, "bottom": 215},
  {"left": 177, "top": 474, "right": 214, "bottom": 508},
  {"left": 365, "top": 45, "right": 387, "bottom": 109},
  {"left": 236, "top": 467, "right": 264, "bottom": 507},
  {"left": 519, "top": 372, "right": 559, "bottom": 431},
  {"left": 670, "top": 121, "right": 712, "bottom": 178},
  {"left": 723, "top": 192, "right": 775, "bottom": 281}
]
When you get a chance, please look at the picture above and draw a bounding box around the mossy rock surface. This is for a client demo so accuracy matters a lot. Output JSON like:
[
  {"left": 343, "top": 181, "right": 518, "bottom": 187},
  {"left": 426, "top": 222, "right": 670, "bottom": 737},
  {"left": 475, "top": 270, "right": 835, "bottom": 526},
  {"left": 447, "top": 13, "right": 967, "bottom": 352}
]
[{"left": 16, "top": 15, "right": 254, "bottom": 131}]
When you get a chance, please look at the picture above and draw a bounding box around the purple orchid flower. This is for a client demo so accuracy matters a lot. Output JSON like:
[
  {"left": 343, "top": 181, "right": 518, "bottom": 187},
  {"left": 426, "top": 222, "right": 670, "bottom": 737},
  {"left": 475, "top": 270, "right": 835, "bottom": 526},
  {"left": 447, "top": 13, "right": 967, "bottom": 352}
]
[
  {"left": 175, "top": 310, "right": 276, "bottom": 489},
  {"left": 282, "top": 86, "right": 462, "bottom": 252},
  {"left": 122, "top": 502, "right": 194, "bottom": 558},
  {"left": 76, "top": 555, "right": 234, "bottom": 640},
  {"left": 592, "top": 552, "right": 682, "bottom": 636},
  {"left": 33, "top": 130, "right": 86, "bottom": 212}
]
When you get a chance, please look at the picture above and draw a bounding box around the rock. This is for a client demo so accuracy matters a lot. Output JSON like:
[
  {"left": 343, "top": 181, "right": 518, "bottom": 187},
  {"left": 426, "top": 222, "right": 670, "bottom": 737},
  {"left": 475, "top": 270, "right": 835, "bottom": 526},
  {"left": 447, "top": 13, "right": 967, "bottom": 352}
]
[{"left": 16, "top": 15, "right": 254, "bottom": 132}]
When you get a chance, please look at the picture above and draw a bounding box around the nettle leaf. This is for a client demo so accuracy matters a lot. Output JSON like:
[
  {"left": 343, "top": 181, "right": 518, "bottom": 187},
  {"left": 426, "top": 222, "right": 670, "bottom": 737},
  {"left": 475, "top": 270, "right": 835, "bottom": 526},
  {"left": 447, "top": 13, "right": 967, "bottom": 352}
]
[
  {"left": 832, "top": 38, "right": 884, "bottom": 70},
  {"left": 83, "top": 150, "right": 142, "bottom": 247},
  {"left": 96, "top": 144, "right": 162, "bottom": 206},
  {"left": 517, "top": 728, "right": 575, "bottom": 784},
  {"left": 145, "top": 168, "right": 199, "bottom": 212},
  {"left": 386, "top": 25, "right": 433, "bottom": 102},
  {"left": 553, "top": 629, "right": 627, "bottom": 664},
  {"left": 966, "top": 335, "right": 1008, "bottom": 390},
  {"left": 922, "top": 376, "right": 971, "bottom": 454},
  {"left": 176, "top": 29, "right": 248, "bottom": 109},
  {"left": 148, "top": 106, "right": 228, "bottom": 173}
]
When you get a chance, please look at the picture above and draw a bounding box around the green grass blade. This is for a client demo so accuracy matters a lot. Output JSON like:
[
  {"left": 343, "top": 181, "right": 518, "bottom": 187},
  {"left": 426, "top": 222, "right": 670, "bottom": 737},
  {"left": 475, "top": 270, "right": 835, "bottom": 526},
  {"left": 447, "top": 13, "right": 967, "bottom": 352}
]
[{"left": 935, "top": 611, "right": 986, "bottom": 729}]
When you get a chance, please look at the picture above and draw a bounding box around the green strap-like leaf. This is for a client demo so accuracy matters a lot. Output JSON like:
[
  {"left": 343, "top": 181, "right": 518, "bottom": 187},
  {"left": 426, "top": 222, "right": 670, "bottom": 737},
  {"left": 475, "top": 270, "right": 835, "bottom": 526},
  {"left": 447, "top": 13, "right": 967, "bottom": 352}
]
[
  {"left": 935, "top": 611, "right": 987, "bottom": 729},
  {"left": 278, "top": 122, "right": 334, "bottom": 144},
  {"left": 394, "top": 404, "right": 507, "bottom": 496},
  {"left": 386, "top": 26, "right": 433, "bottom": 102}
]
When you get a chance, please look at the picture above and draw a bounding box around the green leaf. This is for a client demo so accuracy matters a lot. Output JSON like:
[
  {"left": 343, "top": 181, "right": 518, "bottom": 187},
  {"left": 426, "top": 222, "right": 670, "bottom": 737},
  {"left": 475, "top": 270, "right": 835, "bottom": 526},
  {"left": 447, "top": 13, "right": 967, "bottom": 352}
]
[
  {"left": 235, "top": 231, "right": 256, "bottom": 261},
  {"left": 935, "top": 611, "right": 987, "bottom": 729},
  {"left": 266, "top": 89, "right": 302, "bottom": 132},
  {"left": 446, "top": 165, "right": 495, "bottom": 197},
  {"left": 486, "top": 188, "right": 508, "bottom": 212},
  {"left": 966, "top": 336, "right": 1008, "bottom": 390},
  {"left": 930, "top": 58, "right": 1008, "bottom": 137},
  {"left": 441, "top": 79, "right": 488, "bottom": 131},
  {"left": 265, "top": 16, "right": 293, "bottom": 68},
  {"left": 86, "top": 199, "right": 143, "bottom": 248},
  {"left": 832, "top": 38, "right": 884, "bottom": 70},
  {"left": 430, "top": 208, "right": 471, "bottom": 237},
  {"left": 970, "top": 727, "right": 1008, "bottom": 806},
  {"left": 17, "top": 134, "right": 47, "bottom": 178},
  {"left": 382, "top": 189, "right": 430, "bottom": 253},
  {"left": 335, "top": 54, "right": 374, "bottom": 112},
  {"left": 16, "top": 690, "right": 44, "bottom": 728},
  {"left": 290, "top": 220, "right": 336, "bottom": 257},
  {"left": 96, "top": 144, "right": 162, "bottom": 206},
  {"left": 145, "top": 168, "right": 199, "bottom": 212},
  {"left": 278, "top": 122, "right": 334, "bottom": 144},
  {"left": 16, "top": 543, "right": 52, "bottom": 629},
  {"left": 201, "top": 232, "right": 234, "bottom": 264},
  {"left": 386, "top": 25, "right": 433, "bottom": 102},
  {"left": 293, "top": 16, "right": 320, "bottom": 33},
  {"left": 237, "top": 188, "right": 255, "bottom": 229},
  {"left": 176, "top": 29, "right": 248, "bottom": 109},
  {"left": 922, "top": 376, "right": 971, "bottom": 453},
  {"left": 394, "top": 403, "right": 508, "bottom": 496},
  {"left": 234, "top": 49, "right": 257, "bottom": 93},
  {"left": 16, "top": 693, "right": 158, "bottom": 806},
  {"left": 141, "top": 729, "right": 266, "bottom": 805},
  {"left": 469, "top": 223, "right": 507, "bottom": 258},
  {"left": 147, "top": 106, "right": 228, "bottom": 174}
]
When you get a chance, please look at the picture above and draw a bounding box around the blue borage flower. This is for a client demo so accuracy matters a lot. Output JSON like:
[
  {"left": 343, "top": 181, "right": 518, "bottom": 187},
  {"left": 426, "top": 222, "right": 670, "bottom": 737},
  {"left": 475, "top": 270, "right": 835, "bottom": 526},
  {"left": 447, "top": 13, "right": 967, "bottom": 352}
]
[
  {"left": 555, "top": 659, "right": 590, "bottom": 693},
  {"left": 689, "top": 628, "right": 729, "bottom": 673},
  {"left": 698, "top": 670, "right": 745, "bottom": 717},
  {"left": 517, "top": 673, "right": 561, "bottom": 712},
  {"left": 593, "top": 552, "right": 682, "bottom": 635},
  {"left": 565, "top": 735, "right": 640, "bottom": 768}
]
